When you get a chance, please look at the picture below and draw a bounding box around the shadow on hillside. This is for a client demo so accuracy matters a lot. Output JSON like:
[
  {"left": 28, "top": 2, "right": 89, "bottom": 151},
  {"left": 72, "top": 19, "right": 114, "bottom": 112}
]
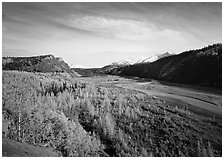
[
  {"left": 118, "top": 75, "right": 222, "bottom": 95},
  {"left": 158, "top": 80, "right": 222, "bottom": 95}
]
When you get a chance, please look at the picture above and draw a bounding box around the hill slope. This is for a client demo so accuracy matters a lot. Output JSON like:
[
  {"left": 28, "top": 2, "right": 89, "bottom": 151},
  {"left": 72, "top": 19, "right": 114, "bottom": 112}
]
[
  {"left": 2, "top": 54, "right": 79, "bottom": 77},
  {"left": 2, "top": 138, "right": 59, "bottom": 157},
  {"left": 107, "top": 44, "right": 222, "bottom": 88}
]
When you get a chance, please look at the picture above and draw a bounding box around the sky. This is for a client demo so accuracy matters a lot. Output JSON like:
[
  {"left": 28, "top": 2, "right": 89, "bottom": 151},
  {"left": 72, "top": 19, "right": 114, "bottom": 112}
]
[{"left": 2, "top": 2, "right": 222, "bottom": 68}]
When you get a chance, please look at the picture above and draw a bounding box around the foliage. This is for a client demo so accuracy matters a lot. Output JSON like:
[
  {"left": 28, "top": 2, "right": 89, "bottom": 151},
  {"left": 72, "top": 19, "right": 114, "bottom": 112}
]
[{"left": 2, "top": 70, "right": 222, "bottom": 157}]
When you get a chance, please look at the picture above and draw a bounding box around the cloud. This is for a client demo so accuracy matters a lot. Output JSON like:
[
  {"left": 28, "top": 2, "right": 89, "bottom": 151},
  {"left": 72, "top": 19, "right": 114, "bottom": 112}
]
[
  {"left": 2, "top": 2, "right": 221, "bottom": 68},
  {"left": 61, "top": 15, "right": 182, "bottom": 41},
  {"left": 2, "top": 48, "right": 32, "bottom": 57}
]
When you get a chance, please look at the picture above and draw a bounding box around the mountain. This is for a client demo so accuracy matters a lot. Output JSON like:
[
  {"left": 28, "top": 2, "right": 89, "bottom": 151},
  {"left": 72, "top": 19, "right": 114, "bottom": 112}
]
[
  {"left": 72, "top": 52, "right": 174, "bottom": 77},
  {"left": 107, "top": 43, "right": 222, "bottom": 88},
  {"left": 2, "top": 54, "right": 80, "bottom": 77},
  {"left": 136, "top": 52, "right": 173, "bottom": 63},
  {"left": 72, "top": 60, "right": 132, "bottom": 77},
  {"left": 72, "top": 68, "right": 104, "bottom": 77}
]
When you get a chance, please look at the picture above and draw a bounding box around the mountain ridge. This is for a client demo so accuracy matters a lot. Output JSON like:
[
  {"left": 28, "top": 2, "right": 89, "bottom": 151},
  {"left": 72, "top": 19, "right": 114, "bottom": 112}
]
[
  {"left": 107, "top": 43, "right": 222, "bottom": 88},
  {"left": 2, "top": 54, "right": 80, "bottom": 77},
  {"left": 136, "top": 52, "right": 174, "bottom": 64}
]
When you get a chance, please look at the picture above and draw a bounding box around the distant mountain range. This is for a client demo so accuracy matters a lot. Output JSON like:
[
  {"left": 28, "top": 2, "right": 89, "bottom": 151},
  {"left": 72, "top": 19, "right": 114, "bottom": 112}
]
[
  {"left": 107, "top": 43, "right": 222, "bottom": 88},
  {"left": 2, "top": 43, "right": 222, "bottom": 88},
  {"left": 2, "top": 54, "right": 79, "bottom": 77},
  {"left": 73, "top": 52, "right": 173, "bottom": 75}
]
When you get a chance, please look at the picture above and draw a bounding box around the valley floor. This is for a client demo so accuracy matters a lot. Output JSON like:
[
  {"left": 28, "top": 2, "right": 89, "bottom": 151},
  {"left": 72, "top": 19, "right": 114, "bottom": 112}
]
[
  {"left": 79, "top": 75, "right": 222, "bottom": 156},
  {"left": 80, "top": 75, "right": 222, "bottom": 118}
]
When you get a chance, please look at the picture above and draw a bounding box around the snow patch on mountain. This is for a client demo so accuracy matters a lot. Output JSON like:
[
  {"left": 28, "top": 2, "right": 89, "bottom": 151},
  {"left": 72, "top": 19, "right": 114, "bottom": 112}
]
[{"left": 136, "top": 52, "right": 173, "bottom": 63}]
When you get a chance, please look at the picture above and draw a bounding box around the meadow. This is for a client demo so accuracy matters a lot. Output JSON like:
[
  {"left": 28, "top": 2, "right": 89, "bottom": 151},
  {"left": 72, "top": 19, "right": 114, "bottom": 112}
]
[{"left": 2, "top": 71, "right": 222, "bottom": 157}]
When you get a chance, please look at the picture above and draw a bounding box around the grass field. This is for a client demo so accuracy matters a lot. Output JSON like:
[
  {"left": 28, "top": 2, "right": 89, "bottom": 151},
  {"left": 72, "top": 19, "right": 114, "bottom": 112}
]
[{"left": 2, "top": 71, "right": 222, "bottom": 157}]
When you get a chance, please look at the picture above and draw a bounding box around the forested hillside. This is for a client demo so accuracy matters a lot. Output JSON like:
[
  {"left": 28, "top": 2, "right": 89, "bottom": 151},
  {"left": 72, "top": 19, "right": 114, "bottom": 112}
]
[
  {"left": 2, "top": 71, "right": 222, "bottom": 156},
  {"left": 108, "top": 44, "right": 222, "bottom": 88},
  {"left": 2, "top": 55, "right": 79, "bottom": 77}
]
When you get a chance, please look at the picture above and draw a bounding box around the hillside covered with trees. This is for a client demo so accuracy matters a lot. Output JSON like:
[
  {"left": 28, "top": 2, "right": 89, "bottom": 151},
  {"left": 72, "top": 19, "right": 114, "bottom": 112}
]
[
  {"left": 2, "top": 54, "right": 79, "bottom": 77},
  {"left": 2, "top": 71, "right": 222, "bottom": 157},
  {"left": 108, "top": 44, "right": 222, "bottom": 88}
]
